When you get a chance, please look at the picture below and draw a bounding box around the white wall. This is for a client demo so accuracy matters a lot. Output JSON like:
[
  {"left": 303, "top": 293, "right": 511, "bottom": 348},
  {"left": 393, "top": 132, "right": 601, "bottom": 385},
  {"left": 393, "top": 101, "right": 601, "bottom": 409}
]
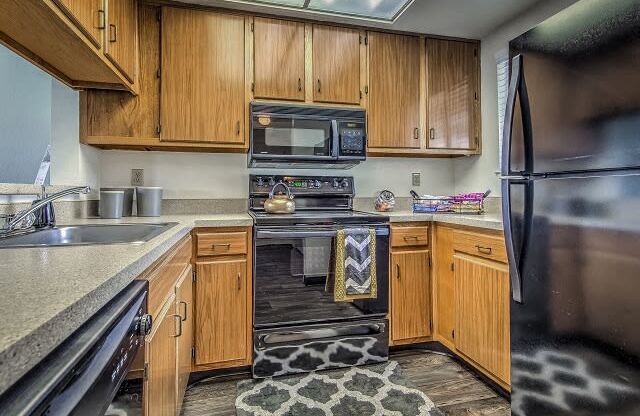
[
  {"left": 454, "top": 0, "right": 579, "bottom": 195},
  {"left": 50, "top": 79, "right": 101, "bottom": 190},
  {"left": 100, "top": 151, "right": 454, "bottom": 199}
]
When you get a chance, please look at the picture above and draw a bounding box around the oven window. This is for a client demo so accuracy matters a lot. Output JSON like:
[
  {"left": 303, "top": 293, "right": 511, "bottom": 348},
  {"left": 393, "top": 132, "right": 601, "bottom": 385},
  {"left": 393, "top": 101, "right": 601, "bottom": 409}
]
[
  {"left": 252, "top": 116, "right": 332, "bottom": 157},
  {"left": 254, "top": 232, "right": 388, "bottom": 328}
]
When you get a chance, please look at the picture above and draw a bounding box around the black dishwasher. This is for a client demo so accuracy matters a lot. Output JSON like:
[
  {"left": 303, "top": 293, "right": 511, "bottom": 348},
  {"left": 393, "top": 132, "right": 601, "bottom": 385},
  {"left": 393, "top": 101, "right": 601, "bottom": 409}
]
[{"left": 0, "top": 280, "right": 151, "bottom": 416}]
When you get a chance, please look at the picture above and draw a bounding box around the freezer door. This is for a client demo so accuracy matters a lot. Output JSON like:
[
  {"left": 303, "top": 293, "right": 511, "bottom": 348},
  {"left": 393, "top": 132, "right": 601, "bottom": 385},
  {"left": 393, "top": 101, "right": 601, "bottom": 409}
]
[
  {"left": 504, "top": 0, "right": 640, "bottom": 175},
  {"left": 509, "top": 171, "right": 640, "bottom": 415}
]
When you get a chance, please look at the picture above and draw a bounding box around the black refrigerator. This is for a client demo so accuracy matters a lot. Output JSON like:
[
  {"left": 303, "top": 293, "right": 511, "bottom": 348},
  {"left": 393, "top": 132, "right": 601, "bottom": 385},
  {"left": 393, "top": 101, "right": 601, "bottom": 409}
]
[{"left": 502, "top": 1, "right": 640, "bottom": 415}]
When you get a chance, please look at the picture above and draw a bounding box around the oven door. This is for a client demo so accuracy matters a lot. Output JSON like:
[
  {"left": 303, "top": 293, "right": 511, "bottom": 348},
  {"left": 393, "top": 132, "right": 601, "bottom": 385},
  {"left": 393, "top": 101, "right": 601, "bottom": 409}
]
[
  {"left": 253, "top": 225, "right": 389, "bottom": 329},
  {"left": 251, "top": 114, "right": 338, "bottom": 161}
]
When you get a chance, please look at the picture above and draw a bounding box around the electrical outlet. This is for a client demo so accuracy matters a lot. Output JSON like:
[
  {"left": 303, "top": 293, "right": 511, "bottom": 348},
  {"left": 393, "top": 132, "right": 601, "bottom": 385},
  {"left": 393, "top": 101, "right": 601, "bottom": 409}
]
[
  {"left": 131, "top": 169, "right": 144, "bottom": 186},
  {"left": 412, "top": 173, "right": 421, "bottom": 186}
]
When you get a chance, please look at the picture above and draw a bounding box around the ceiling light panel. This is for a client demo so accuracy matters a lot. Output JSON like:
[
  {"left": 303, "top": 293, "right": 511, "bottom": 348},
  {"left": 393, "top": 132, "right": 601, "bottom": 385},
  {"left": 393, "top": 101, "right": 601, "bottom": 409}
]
[{"left": 221, "top": 0, "right": 414, "bottom": 22}]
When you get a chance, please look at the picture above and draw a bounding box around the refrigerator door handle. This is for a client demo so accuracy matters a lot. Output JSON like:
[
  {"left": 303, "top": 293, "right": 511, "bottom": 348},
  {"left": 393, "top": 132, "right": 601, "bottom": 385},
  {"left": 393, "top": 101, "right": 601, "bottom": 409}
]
[
  {"left": 501, "top": 55, "right": 522, "bottom": 176},
  {"left": 501, "top": 55, "right": 533, "bottom": 176},
  {"left": 502, "top": 178, "right": 532, "bottom": 303}
]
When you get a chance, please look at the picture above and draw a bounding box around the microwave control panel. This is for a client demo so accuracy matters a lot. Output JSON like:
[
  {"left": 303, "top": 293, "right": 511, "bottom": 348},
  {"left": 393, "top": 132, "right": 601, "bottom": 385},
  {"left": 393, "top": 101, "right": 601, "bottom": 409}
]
[{"left": 338, "top": 121, "right": 366, "bottom": 156}]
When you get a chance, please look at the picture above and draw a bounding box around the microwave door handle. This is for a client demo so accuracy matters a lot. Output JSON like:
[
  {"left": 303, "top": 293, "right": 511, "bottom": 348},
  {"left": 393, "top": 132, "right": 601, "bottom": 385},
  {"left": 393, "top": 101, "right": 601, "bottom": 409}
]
[{"left": 331, "top": 119, "right": 339, "bottom": 159}]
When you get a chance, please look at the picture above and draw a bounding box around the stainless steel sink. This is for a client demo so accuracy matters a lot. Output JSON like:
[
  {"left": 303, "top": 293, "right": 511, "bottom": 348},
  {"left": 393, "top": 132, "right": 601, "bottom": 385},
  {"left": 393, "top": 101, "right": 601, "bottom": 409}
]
[{"left": 0, "top": 223, "right": 178, "bottom": 249}]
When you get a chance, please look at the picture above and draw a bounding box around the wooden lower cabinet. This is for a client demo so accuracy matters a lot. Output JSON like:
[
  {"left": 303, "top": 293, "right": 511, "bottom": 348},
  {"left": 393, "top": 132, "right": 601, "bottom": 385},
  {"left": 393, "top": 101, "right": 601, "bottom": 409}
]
[
  {"left": 433, "top": 225, "right": 510, "bottom": 390},
  {"left": 138, "top": 235, "right": 193, "bottom": 416},
  {"left": 390, "top": 250, "right": 432, "bottom": 344},
  {"left": 193, "top": 227, "right": 253, "bottom": 370},
  {"left": 454, "top": 253, "right": 510, "bottom": 386},
  {"left": 145, "top": 293, "right": 179, "bottom": 416},
  {"left": 175, "top": 264, "right": 193, "bottom": 413},
  {"left": 195, "top": 260, "right": 249, "bottom": 366}
]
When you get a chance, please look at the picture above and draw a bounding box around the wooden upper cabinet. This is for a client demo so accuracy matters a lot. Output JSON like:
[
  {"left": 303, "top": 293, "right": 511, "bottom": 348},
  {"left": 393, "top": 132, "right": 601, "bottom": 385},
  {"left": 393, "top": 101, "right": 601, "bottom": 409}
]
[
  {"left": 160, "top": 8, "right": 245, "bottom": 143},
  {"left": 367, "top": 32, "right": 420, "bottom": 149},
  {"left": 53, "top": 0, "right": 103, "bottom": 48},
  {"left": 104, "top": 0, "right": 138, "bottom": 83},
  {"left": 195, "top": 260, "right": 249, "bottom": 366},
  {"left": 390, "top": 250, "right": 431, "bottom": 344},
  {"left": 253, "top": 17, "right": 305, "bottom": 101},
  {"left": 312, "top": 25, "right": 361, "bottom": 105},
  {"left": 427, "top": 39, "right": 479, "bottom": 150},
  {"left": 454, "top": 254, "right": 510, "bottom": 385}
]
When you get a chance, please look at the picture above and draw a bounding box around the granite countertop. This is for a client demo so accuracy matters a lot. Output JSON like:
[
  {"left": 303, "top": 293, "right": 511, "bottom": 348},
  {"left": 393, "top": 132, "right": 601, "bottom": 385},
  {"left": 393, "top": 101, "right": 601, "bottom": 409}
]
[
  {"left": 0, "top": 213, "right": 252, "bottom": 396},
  {"left": 365, "top": 210, "right": 503, "bottom": 231}
]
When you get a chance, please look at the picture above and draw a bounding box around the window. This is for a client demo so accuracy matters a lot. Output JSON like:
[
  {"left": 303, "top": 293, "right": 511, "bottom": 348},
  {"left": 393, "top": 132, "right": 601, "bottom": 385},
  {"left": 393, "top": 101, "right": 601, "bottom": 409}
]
[
  {"left": 221, "top": 0, "right": 414, "bottom": 22},
  {"left": 496, "top": 54, "right": 510, "bottom": 169}
]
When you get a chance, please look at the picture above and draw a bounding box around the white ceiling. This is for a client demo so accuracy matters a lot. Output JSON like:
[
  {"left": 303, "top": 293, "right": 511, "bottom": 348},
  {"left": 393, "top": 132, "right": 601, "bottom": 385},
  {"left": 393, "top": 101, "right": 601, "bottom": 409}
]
[{"left": 175, "top": 0, "right": 543, "bottom": 38}]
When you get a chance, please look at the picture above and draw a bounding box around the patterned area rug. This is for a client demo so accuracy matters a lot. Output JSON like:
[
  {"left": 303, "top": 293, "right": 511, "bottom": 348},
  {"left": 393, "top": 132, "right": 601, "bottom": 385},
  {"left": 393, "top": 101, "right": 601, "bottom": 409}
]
[{"left": 236, "top": 361, "right": 444, "bottom": 416}]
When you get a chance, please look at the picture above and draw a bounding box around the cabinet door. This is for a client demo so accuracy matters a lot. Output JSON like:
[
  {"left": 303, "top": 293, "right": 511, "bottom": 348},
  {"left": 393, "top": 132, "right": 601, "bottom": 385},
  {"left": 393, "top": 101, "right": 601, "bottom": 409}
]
[
  {"left": 53, "top": 0, "right": 103, "bottom": 48},
  {"left": 391, "top": 250, "right": 431, "bottom": 343},
  {"left": 145, "top": 295, "right": 178, "bottom": 416},
  {"left": 427, "top": 39, "right": 479, "bottom": 150},
  {"left": 104, "top": 0, "right": 137, "bottom": 83},
  {"left": 434, "top": 226, "right": 455, "bottom": 346},
  {"left": 367, "top": 32, "right": 420, "bottom": 149},
  {"left": 253, "top": 17, "right": 305, "bottom": 101},
  {"left": 312, "top": 25, "right": 360, "bottom": 105},
  {"left": 454, "top": 254, "right": 510, "bottom": 384},
  {"left": 195, "top": 260, "right": 248, "bottom": 366},
  {"left": 175, "top": 265, "right": 193, "bottom": 413},
  {"left": 161, "top": 8, "right": 245, "bottom": 143}
]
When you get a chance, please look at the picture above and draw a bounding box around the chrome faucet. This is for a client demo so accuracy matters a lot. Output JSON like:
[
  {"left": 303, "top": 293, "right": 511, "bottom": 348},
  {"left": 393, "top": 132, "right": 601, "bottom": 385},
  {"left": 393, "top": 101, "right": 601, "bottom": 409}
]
[{"left": 0, "top": 186, "right": 91, "bottom": 237}]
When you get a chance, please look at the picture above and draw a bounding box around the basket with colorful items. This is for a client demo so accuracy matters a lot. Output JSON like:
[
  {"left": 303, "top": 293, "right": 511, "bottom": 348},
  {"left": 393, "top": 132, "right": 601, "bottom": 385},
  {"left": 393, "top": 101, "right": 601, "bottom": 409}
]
[{"left": 411, "top": 190, "right": 490, "bottom": 214}]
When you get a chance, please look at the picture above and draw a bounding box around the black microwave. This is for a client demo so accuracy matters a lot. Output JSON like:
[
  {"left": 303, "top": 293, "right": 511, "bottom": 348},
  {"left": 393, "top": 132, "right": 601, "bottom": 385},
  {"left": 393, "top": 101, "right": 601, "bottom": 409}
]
[{"left": 248, "top": 103, "right": 367, "bottom": 169}]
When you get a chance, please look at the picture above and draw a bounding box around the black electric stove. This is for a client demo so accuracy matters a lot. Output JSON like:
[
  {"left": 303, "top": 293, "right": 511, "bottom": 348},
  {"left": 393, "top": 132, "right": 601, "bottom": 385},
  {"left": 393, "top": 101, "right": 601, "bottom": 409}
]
[
  {"left": 248, "top": 175, "right": 388, "bottom": 225},
  {"left": 249, "top": 175, "right": 390, "bottom": 378}
]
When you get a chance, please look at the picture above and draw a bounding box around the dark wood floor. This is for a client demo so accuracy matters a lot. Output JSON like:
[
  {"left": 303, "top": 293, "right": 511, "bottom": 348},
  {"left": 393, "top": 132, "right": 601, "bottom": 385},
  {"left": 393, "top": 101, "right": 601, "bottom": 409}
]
[{"left": 180, "top": 349, "right": 510, "bottom": 416}]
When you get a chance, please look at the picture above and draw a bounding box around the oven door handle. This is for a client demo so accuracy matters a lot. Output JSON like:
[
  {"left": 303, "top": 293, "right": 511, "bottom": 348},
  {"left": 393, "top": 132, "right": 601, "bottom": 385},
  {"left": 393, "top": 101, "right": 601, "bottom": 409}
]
[{"left": 256, "top": 228, "right": 389, "bottom": 239}]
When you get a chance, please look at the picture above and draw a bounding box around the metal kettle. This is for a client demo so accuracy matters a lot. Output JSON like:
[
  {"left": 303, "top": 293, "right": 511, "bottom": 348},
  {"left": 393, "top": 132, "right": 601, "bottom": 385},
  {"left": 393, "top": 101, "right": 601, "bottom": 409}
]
[{"left": 264, "top": 181, "right": 295, "bottom": 214}]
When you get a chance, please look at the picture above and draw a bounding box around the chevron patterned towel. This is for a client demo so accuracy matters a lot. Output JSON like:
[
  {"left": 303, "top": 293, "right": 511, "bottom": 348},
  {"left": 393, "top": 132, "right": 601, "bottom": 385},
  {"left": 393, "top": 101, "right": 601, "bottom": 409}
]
[{"left": 334, "top": 228, "right": 377, "bottom": 302}]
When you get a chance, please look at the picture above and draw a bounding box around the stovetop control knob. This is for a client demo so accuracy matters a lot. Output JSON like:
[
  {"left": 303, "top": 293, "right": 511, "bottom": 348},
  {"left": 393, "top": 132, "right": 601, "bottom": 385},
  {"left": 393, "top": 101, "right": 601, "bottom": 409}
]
[
  {"left": 136, "top": 314, "right": 153, "bottom": 336},
  {"left": 268, "top": 177, "right": 276, "bottom": 186},
  {"left": 314, "top": 180, "right": 321, "bottom": 188},
  {"left": 256, "top": 177, "right": 265, "bottom": 187},
  {"left": 332, "top": 178, "right": 340, "bottom": 188},
  {"left": 341, "top": 179, "right": 349, "bottom": 188}
]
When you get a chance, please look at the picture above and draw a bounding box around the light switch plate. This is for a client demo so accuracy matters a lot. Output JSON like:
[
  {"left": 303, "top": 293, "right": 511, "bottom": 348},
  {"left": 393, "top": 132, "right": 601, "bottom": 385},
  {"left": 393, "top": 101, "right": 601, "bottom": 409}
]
[
  {"left": 131, "top": 169, "right": 144, "bottom": 186},
  {"left": 412, "top": 173, "right": 421, "bottom": 186}
]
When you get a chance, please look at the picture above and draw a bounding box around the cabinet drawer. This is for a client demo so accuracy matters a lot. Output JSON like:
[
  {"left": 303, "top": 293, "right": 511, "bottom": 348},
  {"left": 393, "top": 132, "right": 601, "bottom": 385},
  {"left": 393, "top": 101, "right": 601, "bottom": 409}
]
[
  {"left": 453, "top": 230, "right": 507, "bottom": 263},
  {"left": 196, "top": 232, "right": 247, "bottom": 257},
  {"left": 391, "top": 226, "right": 429, "bottom": 248},
  {"left": 146, "top": 235, "right": 192, "bottom": 316}
]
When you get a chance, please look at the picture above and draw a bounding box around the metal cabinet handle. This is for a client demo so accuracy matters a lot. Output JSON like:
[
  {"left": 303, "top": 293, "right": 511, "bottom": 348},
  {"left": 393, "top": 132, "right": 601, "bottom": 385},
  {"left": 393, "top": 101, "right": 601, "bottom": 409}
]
[
  {"left": 236, "top": 272, "right": 241, "bottom": 290},
  {"left": 429, "top": 128, "right": 435, "bottom": 140},
  {"left": 235, "top": 121, "right": 240, "bottom": 135},
  {"left": 212, "top": 243, "right": 231, "bottom": 250},
  {"left": 396, "top": 264, "right": 400, "bottom": 279},
  {"left": 298, "top": 78, "right": 302, "bottom": 92},
  {"left": 317, "top": 79, "right": 321, "bottom": 93},
  {"left": 413, "top": 128, "right": 419, "bottom": 140},
  {"left": 476, "top": 245, "right": 492, "bottom": 255},
  {"left": 403, "top": 235, "right": 419, "bottom": 241},
  {"left": 179, "top": 301, "right": 187, "bottom": 321},
  {"left": 172, "top": 314, "right": 182, "bottom": 337},
  {"left": 109, "top": 24, "right": 117, "bottom": 42},
  {"left": 97, "top": 10, "right": 105, "bottom": 29}
]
